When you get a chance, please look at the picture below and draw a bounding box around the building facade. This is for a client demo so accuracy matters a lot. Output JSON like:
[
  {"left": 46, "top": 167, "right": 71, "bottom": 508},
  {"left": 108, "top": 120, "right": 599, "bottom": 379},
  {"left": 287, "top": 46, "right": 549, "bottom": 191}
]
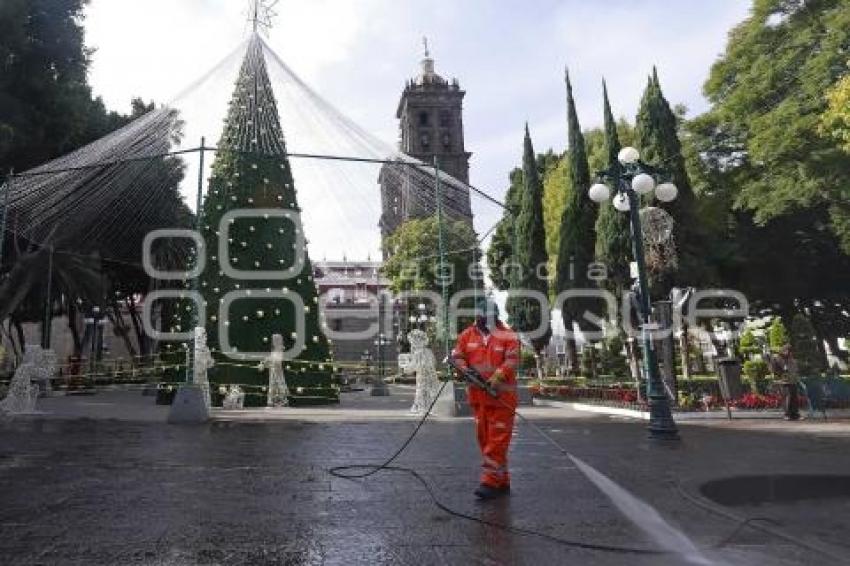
[
  {"left": 312, "top": 259, "right": 398, "bottom": 367},
  {"left": 379, "top": 44, "right": 474, "bottom": 247}
]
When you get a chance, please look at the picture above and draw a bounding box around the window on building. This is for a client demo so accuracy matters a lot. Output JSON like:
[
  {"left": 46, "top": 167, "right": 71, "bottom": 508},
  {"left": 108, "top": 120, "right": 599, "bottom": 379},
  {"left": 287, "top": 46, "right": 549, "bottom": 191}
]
[
  {"left": 418, "top": 111, "right": 430, "bottom": 126},
  {"left": 439, "top": 110, "right": 451, "bottom": 127}
]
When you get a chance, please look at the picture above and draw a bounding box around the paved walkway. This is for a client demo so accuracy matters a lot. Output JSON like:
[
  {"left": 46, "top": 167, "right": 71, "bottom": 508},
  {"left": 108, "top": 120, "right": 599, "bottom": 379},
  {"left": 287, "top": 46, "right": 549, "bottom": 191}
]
[{"left": 1, "top": 385, "right": 849, "bottom": 564}]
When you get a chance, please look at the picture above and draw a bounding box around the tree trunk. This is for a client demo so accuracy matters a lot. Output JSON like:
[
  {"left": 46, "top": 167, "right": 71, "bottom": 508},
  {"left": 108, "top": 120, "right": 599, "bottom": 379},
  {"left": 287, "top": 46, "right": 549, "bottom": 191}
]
[
  {"left": 701, "top": 320, "right": 725, "bottom": 371},
  {"left": 679, "top": 323, "right": 692, "bottom": 380},
  {"left": 811, "top": 326, "right": 830, "bottom": 372},
  {"left": 128, "top": 296, "right": 148, "bottom": 357},
  {"left": 534, "top": 351, "right": 543, "bottom": 380},
  {"left": 588, "top": 345, "right": 598, "bottom": 380},
  {"left": 625, "top": 337, "right": 641, "bottom": 379},
  {"left": 12, "top": 318, "right": 25, "bottom": 358},
  {"left": 565, "top": 336, "right": 579, "bottom": 376},
  {"left": 68, "top": 303, "right": 83, "bottom": 357},
  {"left": 109, "top": 301, "right": 137, "bottom": 358}
]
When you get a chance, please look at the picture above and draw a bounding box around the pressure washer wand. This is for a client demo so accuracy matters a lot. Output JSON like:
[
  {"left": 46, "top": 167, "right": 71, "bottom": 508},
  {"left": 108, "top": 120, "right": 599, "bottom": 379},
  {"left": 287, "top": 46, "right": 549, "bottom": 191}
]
[{"left": 444, "top": 356, "right": 499, "bottom": 398}]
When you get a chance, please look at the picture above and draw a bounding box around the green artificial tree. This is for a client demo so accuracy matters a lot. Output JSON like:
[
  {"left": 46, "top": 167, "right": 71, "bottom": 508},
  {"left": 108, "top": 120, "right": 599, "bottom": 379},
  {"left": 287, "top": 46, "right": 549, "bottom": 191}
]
[
  {"left": 555, "top": 69, "right": 598, "bottom": 373},
  {"left": 168, "top": 37, "right": 336, "bottom": 406},
  {"left": 506, "top": 125, "right": 552, "bottom": 374},
  {"left": 790, "top": 313, "right": 825, "bottom": 377},
  {"left": 635, "top": 68, "right": 712, "bottom": 294}
]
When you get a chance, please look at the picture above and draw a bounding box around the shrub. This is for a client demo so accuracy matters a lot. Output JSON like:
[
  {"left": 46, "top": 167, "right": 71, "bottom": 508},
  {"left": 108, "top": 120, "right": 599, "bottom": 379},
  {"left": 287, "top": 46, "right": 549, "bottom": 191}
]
[
  {"left": 768, "top": 317, "right": 790, "bottom": 353},
  {"left": 738, "top": 329, "right": 760, "bottom": 358},
  {"left": 520, "top": 349, "right": 537, "bottom": 371},
  {"left": 743, "top": 358, "right": 769, "bottom": 380},
  {"left": 598, "top": 335, "right": 629, "bottom": 377}
]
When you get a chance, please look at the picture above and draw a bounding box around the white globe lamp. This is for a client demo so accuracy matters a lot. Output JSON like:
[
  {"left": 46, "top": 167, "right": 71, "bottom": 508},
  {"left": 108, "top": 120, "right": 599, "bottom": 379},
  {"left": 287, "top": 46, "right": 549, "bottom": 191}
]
[
  {"left": 613, "top": 193, "right": 631, "bottom": 212},
  {"left": 618, "top": 146, "right": 640, "bottom": 165},
  {"left": 655, "top": 182, "right": 678, "bottom": 202},
  {"left": 588, "top": 183, "right": 611, "bottom": 203},
  {"left": 632, "top": 173, "right": 656, "bottom": 195}
]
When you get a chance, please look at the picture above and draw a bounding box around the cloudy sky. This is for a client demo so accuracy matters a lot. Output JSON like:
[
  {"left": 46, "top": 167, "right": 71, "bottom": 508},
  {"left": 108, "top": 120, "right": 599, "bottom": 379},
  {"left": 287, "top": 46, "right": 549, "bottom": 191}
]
[{"left": 84, "top": 0, "right": 751, "bottom": 260}]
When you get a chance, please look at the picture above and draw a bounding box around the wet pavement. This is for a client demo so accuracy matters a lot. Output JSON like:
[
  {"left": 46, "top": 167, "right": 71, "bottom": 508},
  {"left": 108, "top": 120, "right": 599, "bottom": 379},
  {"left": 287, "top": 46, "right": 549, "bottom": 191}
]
[{"left": 1, "top": 386, "right": 850, "bottom": 565}]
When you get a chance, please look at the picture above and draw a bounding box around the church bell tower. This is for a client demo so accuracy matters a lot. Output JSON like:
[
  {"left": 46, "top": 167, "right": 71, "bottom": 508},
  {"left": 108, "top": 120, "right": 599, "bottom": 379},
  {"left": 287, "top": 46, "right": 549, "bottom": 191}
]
[
  {"left": 379, "top": 40, "right": 474, "bottom": 245},
  {"left": 397, "top": 39, "right": 471, "bottom": 183}
]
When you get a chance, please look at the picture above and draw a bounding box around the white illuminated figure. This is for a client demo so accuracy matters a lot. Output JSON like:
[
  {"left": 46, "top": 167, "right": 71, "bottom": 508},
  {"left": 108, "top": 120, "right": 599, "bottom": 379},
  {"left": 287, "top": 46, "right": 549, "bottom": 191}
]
[
  {"left": 262, "top": 334, "right": 290, "bottom": 407},
  {"left": 402, "top": 329, "right": 440, "bottom": 415},
  {"left": 193, "top": 327, "right": 215, "bottom": 407},
  {"left": 0, "top": 345, "right": 55, "bottom": 415},
  {"left": 222, "top": 385, "right": 245, "bottom": 409}
]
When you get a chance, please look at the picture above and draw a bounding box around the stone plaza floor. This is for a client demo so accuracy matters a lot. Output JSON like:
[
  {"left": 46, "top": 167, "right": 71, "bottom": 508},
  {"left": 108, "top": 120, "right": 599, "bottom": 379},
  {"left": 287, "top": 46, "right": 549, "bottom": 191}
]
[{"left": 1, "top": 385, "right": 849, "bottom": 565}]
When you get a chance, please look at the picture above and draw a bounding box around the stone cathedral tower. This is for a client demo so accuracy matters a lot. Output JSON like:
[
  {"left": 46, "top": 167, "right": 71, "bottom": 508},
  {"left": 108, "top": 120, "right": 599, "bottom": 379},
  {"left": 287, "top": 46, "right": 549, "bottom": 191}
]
[{"left": 379, "top": 41, "right": 474, "bottom": 246}]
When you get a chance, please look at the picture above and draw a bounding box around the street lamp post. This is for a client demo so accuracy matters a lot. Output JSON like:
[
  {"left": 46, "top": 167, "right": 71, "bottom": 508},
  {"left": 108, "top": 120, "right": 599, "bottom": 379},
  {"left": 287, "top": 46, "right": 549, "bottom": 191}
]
[
  {"left": 371, "top": 333, "right": 391, "bottom": 396},
  {"left": 589, "top": 146, "right": 679, "bottom": 440},
  {"left": 371, "top": 293, "right": 391, "bottom": 396}
]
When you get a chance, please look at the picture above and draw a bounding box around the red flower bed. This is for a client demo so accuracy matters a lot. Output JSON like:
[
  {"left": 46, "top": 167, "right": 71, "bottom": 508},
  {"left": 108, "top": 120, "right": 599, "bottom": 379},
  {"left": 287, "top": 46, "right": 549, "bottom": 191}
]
[
  {"left": 730, "top": 392, "right": 783, "bottom": 410},
  {"left": 533, "top": 384, "right": 642, "bottom": 407}
]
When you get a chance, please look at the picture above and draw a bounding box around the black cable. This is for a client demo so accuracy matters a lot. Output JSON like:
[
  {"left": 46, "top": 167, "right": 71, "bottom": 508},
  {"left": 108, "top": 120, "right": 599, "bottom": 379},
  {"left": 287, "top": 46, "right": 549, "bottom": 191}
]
[{"left": 328, "top": 379, "right": 665, "bottom": 556}]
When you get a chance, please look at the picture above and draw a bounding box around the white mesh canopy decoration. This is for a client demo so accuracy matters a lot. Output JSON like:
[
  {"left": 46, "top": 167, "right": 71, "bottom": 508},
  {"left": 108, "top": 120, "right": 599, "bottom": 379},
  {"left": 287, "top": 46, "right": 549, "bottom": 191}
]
[{"left": 2, "top": 33, "right": 502, "bottom": 264}]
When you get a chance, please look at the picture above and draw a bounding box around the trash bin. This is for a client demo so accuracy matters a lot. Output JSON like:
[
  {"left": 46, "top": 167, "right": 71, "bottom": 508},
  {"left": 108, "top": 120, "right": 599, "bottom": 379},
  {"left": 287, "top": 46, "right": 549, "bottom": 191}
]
[{"left": 717, "top": 358, "right": 744, "bottom": 401}]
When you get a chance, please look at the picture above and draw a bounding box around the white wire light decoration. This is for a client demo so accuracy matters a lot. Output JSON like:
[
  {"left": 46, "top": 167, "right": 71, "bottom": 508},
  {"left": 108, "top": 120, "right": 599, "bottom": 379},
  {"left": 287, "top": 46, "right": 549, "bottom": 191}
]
[{"left": 639, "top": 206, "right": 678, "bottom": 274}]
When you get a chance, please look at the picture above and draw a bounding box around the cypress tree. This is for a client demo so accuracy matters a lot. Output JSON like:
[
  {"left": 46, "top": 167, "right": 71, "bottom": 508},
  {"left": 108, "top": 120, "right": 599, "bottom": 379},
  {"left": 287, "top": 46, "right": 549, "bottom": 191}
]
[
  {"left": 182, "top": 36, "right": 335, "bottom": 405},
  {"left": 635, "top": 68, "right": 710, "bottom": 292},
  {"left": 555, "top": 69, "right": 598, "bottom": 372},
  {"left": 507, "top": 125, "right": 551, "bottom": 359},
  {"left": 593, "top": 80, "right": 632, "bottom": 295},
  {"left": 486, "top": 168, "right": 523, "bottom": 290}
]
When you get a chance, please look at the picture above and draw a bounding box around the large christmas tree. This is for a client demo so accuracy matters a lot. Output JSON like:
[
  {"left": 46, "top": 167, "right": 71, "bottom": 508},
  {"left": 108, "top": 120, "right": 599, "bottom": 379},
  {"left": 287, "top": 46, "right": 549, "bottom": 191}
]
[{"left": 177, "top": 35, "right": 335, "bottom": 406}]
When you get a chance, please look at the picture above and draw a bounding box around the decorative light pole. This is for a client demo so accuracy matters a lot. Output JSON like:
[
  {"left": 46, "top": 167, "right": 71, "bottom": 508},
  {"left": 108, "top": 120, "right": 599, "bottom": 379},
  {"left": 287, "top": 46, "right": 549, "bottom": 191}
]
[
  {"left": 371, "top": 333, "right": 391, "bottom": 396},
  {"left": 588, "top": 146, "right": 679, "bottom": 439}
]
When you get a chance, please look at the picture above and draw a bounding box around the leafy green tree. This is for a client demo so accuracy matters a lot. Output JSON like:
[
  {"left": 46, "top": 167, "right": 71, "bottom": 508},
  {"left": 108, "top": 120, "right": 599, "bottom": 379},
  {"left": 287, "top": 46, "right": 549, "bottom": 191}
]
[
  {"left": 635, "top": 69, "right": 712, "bottom": 294},
  {"left": 489, "top": 150, "right": 559, "bottom": 292},
  {"left": 686, "top": 1, "right": 850, "bottom": 347},
  {"left": 821, "top": 73, "right": 850, "bottom": 153},
  {"left": 555, "top": 70, "right": 598, "bottom": 372},
  {"left": 506, "top": 126, "right": 551, "bottom": 359},
  {"left": 790, "top": 313, "right": 826, "bottom": 376},
  {"left": 701, "top": 0, "right": 850, "bottom": 253},
  {"left": 0, "top": 0, "right": 130, "bottom": 173},
  {"left": 768, "top": 317, "right": 790, "bottom": 353},
  {"left": 383, "top": 216, "right": 478, "bottom": 296},
  {"left": 541, "top": 154, "right": 568, "bottom": 284}
]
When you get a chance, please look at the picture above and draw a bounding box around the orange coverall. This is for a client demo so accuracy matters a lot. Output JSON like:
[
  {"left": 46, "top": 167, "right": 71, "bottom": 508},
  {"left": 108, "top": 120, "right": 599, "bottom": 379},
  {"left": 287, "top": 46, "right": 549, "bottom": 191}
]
[{"left": 452, "top": 322, "right": 520, "bottom": 489}]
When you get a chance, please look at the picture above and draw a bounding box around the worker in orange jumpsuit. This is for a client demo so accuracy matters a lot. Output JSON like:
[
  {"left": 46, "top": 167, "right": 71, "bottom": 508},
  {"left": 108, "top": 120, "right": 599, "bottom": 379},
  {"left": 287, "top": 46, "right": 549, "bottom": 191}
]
[{"left": 451, "top": 298, "right": 520, "bottom": 499}]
